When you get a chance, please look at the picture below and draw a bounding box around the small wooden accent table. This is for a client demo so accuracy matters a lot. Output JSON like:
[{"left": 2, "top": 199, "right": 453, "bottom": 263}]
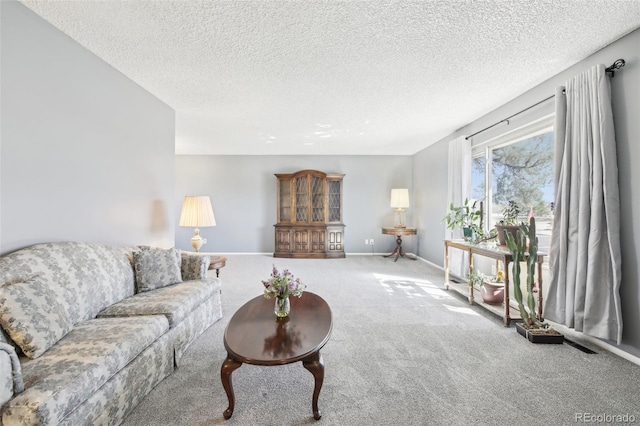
[
  {"left": 381, "top": 227, "right": 417, "bottom": 261},
  {"left": 208, "top": 256, "right": 226, "bottom": 278},
  {"left": 221, "top": 292, "right": 332, "bottom": 420},
  {"left": 190, "top": 252, "right": 226, "bottom": 277},
  {"left": 443, "top": 240, "right": 545, "bottom": 326}
]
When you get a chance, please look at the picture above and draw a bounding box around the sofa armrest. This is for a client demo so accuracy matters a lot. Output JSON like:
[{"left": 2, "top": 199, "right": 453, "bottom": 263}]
[
  {"left": 0, "top": 342, "right": 23, "bottom": 407},
  {"left": 180, "top": 253, "right": 211, "bottom": 281}
]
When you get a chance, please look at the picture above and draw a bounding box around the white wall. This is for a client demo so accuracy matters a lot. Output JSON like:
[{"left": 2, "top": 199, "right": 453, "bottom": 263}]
[
  {"left": 0, "top": 1, "right": 176, "bottom": 254},
  {"left": 175, "top": 155, "right": 414, "bottom": 254},
  {"left": 413, "top": 28, "right": 640, "bottom": 354}
]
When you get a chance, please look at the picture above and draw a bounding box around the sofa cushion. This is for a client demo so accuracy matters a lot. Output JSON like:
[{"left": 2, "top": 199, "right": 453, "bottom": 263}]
[
  {"left": 2, "top": 315, "right": 169, "bottom": 426},
  {"left": 181, "top": 253, "right": 211, "bottom": 281},
  {"left": 133, "top": 247, "right": 182, "bottom": 292},
  {"left": 98, "top": 278, "right": 221, "bottom": 327},
  {"left": 0, "top": 242, "right": 137, "bottom": 325},
  {"left": 0, "top": 275, "right": 73, "bottom": 359}
]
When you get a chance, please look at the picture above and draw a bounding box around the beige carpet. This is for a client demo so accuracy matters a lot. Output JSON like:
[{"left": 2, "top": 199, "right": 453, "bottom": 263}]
[{"left": 121, "top": 254, "right": 640, "bottom": 426}]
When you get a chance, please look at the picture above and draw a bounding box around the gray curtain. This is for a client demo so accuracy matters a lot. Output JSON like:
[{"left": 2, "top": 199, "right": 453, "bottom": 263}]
[{"left": 545, "top": 64, "right": 623, "bottom": 343}]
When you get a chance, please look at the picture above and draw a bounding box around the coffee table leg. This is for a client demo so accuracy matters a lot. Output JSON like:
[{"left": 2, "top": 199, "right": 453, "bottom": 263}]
[
  {"left": 302, "top": 351, "right": 324, "bottom": 420},
  {"left": 221, "top": 353, "right": 243, "bottom": 419}
]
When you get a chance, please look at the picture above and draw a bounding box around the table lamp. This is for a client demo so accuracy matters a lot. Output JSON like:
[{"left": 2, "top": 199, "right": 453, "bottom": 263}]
[
  {"left": 390, "top": 188, "right": 409, "bottom": 228},
  {"left": 179, "top": 196, "right": 216, "bottom": 252}
]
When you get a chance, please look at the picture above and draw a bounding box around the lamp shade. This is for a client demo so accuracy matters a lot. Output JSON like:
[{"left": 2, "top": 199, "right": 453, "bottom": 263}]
[
  {"left": 390, "top": 189, "right": 410, "bottom": 209},
  {"left": 179, "top": 196, "right": 216, "bottom": 228}
]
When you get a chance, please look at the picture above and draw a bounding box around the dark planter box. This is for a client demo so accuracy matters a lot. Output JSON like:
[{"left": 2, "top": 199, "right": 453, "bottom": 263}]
[{"left": 515, "top": 322, "right": 564, "bottom": 344}]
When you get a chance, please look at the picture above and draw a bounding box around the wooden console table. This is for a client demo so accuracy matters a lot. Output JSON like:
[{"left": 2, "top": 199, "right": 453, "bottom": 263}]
[
  {"left": 381, "top": 227, "right": 417, "bottom": 261},
  {"left": 443, "top": 240, "right": 545, "bottom": 326}
]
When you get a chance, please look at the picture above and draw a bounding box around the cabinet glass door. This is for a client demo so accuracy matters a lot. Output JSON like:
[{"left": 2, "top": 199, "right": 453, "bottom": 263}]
[
  {"left": 295, "top": 176, "right": 309, "bottom": 222},
  {"left": 311, "top": 176, "right": 324, "bottom": 222},
  {"left": 279, "top": 180, "right": 291, "bottom": 222},
  {"left": 328, "top": 180, "right": 341, "bottom": 222}
]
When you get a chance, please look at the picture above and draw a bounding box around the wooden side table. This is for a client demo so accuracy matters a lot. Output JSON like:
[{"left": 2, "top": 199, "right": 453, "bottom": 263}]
[
  {"left": 208, "top": 256, "right": 226, "bottom": 278},
  {"left": 189, "top": 252, "right": 226, "bottom": 277},
  {"left": 381, "top": 227, "right": 417, "bottom": 262}
]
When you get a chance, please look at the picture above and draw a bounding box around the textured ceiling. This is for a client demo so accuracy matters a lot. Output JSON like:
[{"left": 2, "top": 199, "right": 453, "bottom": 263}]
[{"left": 20, "top": 1, "right": 640, "bottom": 155}]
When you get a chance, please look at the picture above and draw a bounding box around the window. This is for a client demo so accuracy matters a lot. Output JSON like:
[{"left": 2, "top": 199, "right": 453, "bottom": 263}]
[{"left": 471, "top": 117, "right": 554, "bottom": 254}]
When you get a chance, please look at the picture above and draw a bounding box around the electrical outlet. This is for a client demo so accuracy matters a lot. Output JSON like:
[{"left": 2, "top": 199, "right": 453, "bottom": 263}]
[
  {"left": 491, "top": 265, "right": 496, "bottom": 275},
  {"left": 203, "top": 238, "right": 207, "bottom": 245},
  {"left": 370, "top": 239, "right": 374, "bottom": 245},
  {"left": 364, "top": 239, "right": 369, "bottom": 245}
]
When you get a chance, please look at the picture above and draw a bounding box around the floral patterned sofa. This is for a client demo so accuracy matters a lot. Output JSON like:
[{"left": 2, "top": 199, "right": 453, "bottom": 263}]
[{"left": 0, "top": 242, "right": 223, "bottom": 425}]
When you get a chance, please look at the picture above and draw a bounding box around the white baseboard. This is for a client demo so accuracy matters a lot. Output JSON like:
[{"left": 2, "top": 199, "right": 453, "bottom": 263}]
[
  {"left": 415, "top": 255, "right": 445, "bottom": 271},
  {"left": 215, "top": 252, "right": 273, "bottom": 255}
]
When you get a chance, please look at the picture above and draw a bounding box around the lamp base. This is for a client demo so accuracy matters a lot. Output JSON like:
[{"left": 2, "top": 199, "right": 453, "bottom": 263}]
[
  {"left": 190, "top": 228, "right": 204, "bottom": 252},
  {"left": 393, "top": 208, "right": 406, "bottom": 228}
]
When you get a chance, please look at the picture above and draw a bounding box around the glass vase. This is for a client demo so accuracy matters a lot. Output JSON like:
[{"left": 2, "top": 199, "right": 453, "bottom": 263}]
[{"left": 274, "top": 296, "right": 290, "bottom": 318}]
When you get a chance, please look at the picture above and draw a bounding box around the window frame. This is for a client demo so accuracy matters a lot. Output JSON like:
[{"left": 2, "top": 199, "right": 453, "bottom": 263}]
[{"left": 471, "top": 114, "right": 555, "bottom": 233}]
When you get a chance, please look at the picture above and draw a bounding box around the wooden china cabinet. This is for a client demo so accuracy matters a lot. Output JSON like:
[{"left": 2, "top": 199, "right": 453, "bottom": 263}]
[{"left": 274, "top": 169, "right": 345, "bottom": 258}]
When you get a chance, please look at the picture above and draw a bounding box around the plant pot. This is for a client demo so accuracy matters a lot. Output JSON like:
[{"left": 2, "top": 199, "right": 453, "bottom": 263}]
[
  {"left": 480, "top": 281, "right": 505, "bottom": 304},
  {"left": 515, "top": 322, "right": 564, "bottom": 344},
  {"left": 496, "top": 224, "right": 520, "bottom": 246}
]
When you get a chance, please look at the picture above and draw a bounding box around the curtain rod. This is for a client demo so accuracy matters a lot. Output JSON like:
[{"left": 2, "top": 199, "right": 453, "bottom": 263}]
[{"left": 465, "top": 58, "right": 626, "bottom": 140}]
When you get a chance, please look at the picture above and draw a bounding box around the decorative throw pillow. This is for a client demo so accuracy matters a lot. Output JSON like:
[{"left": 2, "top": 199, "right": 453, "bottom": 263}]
[
  {"left": 0, "top": 275, "right": 73, "bottom": 359},
  {"left": 133, "top": 247, "right": 183, "bottom": 292},
  {"left": 181, "top": 253, "right": 211, "bottom": 281}
]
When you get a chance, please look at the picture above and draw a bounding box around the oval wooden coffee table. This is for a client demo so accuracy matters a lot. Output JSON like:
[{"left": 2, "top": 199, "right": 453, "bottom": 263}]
[{"left": 221, "top": 292, "right": 332, "bottom": 420}]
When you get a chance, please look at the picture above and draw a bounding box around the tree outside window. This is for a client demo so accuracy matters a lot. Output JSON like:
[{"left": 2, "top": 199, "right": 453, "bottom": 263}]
[{"left": 472, "top": 129, "right": 554, "bottom": 254}]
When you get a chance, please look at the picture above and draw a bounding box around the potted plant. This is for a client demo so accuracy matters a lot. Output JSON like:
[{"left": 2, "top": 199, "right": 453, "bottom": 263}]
[
  {"left": 468, "top": 270, "right": 505, "bottom": 304},
  {"left": 504, "top": 217, "right": 563, "bottom": 344},
  {"left": 496, "top": 200, "right": 521, "bottom": 245},
  {"left": 468, "top": 224, "right": 498, "bottom": 244},
  {"left": 443, "top": 198, "right": 482, "bottom": 241}
]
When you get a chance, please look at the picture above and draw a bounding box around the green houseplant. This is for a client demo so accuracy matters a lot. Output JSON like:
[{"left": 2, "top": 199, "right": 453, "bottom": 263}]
[
  {"left": 504, "top": 217, "right": 563, "bottom": 343},
  {"left": 444, "top": 199, "right": 497, "bottom": 244},
  {"left": 444, "top": 198, "right": 481, "bottom": 241},
  {"left": 496, "top": 200, "right": 522, "bottom": 245}
]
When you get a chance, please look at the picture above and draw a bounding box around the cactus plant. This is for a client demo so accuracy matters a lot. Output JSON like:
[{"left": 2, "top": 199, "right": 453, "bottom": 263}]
[{"left": 504, "top": 217, "right": 540, "bottom": 327}]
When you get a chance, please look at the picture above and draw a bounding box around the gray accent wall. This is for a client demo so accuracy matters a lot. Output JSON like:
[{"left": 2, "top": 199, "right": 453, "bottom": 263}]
[
  {"left": 175, "top": 155, "right": 413, "bottom": 254},
  {"left": 413, "top": 28, "right": 640, "bottom": 354},
  {"left": 0, "top": 2, "right": 176, "bottom": 254}
]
